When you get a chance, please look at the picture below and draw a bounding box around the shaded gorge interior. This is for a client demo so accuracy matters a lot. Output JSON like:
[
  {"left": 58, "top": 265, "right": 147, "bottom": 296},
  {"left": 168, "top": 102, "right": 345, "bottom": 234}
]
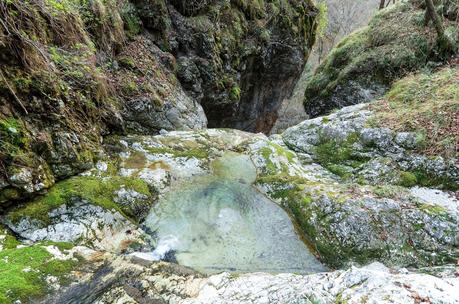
[{"left": 143, "top": 152, "right": 325, "bottom": 274}]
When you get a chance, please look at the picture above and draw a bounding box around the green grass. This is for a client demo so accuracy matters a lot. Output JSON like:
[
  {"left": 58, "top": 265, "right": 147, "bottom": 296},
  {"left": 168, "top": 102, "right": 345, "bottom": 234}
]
[
  {"left": 0, "top": 242, "right": 78, "bottom": 303},
  {"left": 229, "top": 85, "right": 241, "bottom": 101},
  {"left": 1, "top": 235, "right": 20, "bottom": 250},
  {"left": 371, "top": 66, "right": 459, "bottom": 159},
  {"left": 7, "top": 176, "right": 152, "bottom": 225}
]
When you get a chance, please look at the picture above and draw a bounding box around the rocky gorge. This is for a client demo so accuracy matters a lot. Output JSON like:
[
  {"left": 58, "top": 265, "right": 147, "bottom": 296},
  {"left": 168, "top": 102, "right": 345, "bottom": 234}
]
[{"left": 0, "top": 0, "right": 459, "bottom": 303}]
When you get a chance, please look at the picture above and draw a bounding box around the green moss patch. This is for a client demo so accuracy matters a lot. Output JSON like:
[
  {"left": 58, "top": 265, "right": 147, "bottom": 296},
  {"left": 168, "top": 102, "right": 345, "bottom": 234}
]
[
  {"left": 0, "top": 226, "right": 20, "bottom": 250},
  {"left": 398, "top": 171, "right": 418, "bottom": 188},
  {"left": 312, "top": 132, "right": 368, "bottom": 180},
  {"left": 0, "top": 242, "right": 79, "bottom": 304},
  {"left": 0, "top": 117, "right": 30, "bottom": 162},
  {"left": 256, "top": 174, "right": 307, "bottom": 201},
  {"left": 411, "top": 168, "right": 459, "bottom": 191},
  {"left": 257, "top": 142, "right": 296, "bottom": 175},
  {"left": 7, "top": 176, "right": 152, "bottom": 225},
  {"left": 418, "top": 203, "right": 448, "bottom": 216},
  {"left": 0, "top": 118, "right": 26, "bottom": 148}
]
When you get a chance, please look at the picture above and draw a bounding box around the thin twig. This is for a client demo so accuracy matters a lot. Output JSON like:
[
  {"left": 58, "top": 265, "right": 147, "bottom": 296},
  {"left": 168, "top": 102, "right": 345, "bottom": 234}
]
[{"left": 0, "top": 69, "right": 29, "bottom": 114}]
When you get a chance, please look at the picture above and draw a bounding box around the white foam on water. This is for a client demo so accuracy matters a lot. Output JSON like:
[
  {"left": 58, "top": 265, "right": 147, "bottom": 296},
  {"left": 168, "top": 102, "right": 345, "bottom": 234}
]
[{"left": 151, "top": 235, "right": 180, "bottom": 261}]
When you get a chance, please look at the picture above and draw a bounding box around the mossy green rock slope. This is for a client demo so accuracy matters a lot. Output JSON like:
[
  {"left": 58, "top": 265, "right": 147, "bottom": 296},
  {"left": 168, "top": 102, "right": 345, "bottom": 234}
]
[
  {"left": 283, "top": 65, "right": 459, "bottom": 268},
  {"left": 303, "top": 0, "right": 459, "bottom": 117},
  {"left": 0, "top": 235, "right": 83, "bottom": 304}
]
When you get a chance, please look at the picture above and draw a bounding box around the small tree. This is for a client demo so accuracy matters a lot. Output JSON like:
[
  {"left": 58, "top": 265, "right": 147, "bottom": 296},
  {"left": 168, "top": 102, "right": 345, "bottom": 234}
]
[{"left": 424, "top": 0, "right": 457, "bottom": 56}]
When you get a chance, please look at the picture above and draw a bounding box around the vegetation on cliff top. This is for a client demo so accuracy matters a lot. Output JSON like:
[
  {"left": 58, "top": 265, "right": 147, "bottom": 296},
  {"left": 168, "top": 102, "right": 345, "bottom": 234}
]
[{"left": 303, "top": 0, "right": 459, "bottom": 116}]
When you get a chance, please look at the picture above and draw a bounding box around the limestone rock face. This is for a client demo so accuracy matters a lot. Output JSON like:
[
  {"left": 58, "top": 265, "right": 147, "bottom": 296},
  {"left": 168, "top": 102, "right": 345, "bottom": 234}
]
[
  {"left": 110, "top": 37, "right": 208, "bottom": 134},
  {"left": 133, "top": 0, "right": 318, "bottom": 132},
  {"left": 51, "top": 258, "right": 459, "bottom": 304}
]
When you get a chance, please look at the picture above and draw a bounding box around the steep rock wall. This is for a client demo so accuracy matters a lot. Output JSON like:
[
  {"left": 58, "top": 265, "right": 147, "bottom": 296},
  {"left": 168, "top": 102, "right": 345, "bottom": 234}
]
[{"left": 138, "top": 0, "right": 319, "bottom": 132}]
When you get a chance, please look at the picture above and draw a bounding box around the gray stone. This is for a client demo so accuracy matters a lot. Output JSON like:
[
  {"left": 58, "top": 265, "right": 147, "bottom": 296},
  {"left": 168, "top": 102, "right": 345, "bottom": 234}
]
[{"left": 53, "top": 259, "right": 459, "bottom": 304}]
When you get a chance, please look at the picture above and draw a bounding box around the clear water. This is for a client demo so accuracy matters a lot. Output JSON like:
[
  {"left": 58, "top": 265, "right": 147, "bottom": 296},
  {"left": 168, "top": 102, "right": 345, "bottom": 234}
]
[{"left": 143, "top": 152, "right": 325, "bottom": 274}]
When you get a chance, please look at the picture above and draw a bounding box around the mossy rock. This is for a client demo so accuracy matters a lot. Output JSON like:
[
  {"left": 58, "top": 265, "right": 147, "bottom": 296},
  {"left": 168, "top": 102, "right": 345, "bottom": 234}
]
[
  {"left": 6, "top": 175, "right": 154, "bottom": 226},
  {"left": 0, "top": 242, "right": 80, "bottom": 303}
]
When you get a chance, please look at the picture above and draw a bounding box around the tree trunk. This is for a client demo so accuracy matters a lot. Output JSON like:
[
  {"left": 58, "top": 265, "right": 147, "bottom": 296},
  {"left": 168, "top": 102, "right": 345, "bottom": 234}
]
[
  {"left": 425, "top": 0, "right": 445, "bottom": 37},
  {"left": 424, "top": 0, "right": 456, "bottom": 55},
  {"left": 379, "top": 0, "right": 386, "bottom": 10},
  {"left": 386, "top": 0, "right": 395, "bottom": 7}
]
